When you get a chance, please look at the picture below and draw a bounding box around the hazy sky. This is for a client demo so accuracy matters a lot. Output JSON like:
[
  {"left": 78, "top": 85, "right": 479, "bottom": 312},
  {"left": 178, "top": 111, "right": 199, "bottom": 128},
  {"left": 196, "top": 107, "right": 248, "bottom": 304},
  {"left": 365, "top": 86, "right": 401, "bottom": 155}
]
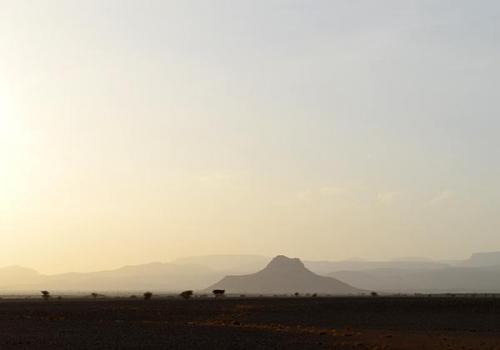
[{"left": 1, "top": 0, "right": 500, "bottom": 273}]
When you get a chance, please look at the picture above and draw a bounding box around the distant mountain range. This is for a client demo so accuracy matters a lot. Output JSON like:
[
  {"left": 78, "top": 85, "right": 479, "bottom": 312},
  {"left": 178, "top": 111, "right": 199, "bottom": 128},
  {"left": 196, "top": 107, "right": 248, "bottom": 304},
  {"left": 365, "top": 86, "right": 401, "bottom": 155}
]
[
  {"left": 459, "top": 251, "right": 500, "bottom": 267},
  {"left": 329, "top": 252, "right": 500, "bottom": 293},
  {"left": 303, "top": 260, "right": 449, "bottom": 275},
  {"left": 206, "top": 255, "right": 361, "bottom": 295},
  {"left": 330, "top": 266, "right": 500, "bottom": 293},
  {"left": 0, "top": 263, "right": 222, "bottom": 292},
  {"left": 2, "top": 251, "right": 500, "bottom": 293},
  {"left": 0, "top": 266, "right": 44, "bottom": 287}
]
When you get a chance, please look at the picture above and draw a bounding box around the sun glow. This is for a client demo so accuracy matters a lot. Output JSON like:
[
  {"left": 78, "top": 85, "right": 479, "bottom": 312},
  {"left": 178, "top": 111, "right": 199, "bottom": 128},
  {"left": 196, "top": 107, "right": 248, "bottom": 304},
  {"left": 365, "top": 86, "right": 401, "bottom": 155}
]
[
  {"left": 0, "top": 91, "right": 18, "bottom": 148},
  {"left": 0, "top": 92, "right": 25, "bottom": 201},
  {"left": 0, "top": 93, "right": 14, "bottom": 151}
]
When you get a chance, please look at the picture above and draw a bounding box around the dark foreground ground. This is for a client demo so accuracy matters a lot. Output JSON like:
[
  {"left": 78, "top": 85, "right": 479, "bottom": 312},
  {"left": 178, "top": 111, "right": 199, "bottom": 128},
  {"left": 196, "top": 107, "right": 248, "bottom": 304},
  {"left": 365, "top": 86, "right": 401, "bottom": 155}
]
[{"left": 1, "top": 296, "right": 500, "bottom": 349}]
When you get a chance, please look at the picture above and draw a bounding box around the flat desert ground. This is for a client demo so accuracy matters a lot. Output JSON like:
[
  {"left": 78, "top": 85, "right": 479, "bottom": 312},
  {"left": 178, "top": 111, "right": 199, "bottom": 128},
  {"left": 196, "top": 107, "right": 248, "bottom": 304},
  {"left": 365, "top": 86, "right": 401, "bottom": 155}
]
[{"left": 1, "top": 296, "right": 500, "bottom": 349}]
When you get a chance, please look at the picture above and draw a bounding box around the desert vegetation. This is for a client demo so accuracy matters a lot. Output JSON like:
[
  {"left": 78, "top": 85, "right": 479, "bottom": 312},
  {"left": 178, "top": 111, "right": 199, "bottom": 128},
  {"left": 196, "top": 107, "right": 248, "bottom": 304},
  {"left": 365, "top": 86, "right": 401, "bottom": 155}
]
[
  {"left": 180, "top": 290, "right": 193, "bottom": 299},
  {"left": 41, "top": 291, "right": 50, "bottom": 301},
  {"left": 213, "top": 289, "right": 225, "bottom": 298}
]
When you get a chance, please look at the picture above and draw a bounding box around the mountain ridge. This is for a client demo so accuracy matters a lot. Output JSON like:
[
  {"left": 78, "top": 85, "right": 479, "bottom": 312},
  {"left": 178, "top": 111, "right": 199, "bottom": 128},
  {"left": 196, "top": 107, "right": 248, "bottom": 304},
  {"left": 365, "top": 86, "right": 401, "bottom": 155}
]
[
  {"left": 206, "top": 255, "right": 362, "bottom": 295},
  {"left": 3, "top": 251, "right": 500, "bottom": 293}
]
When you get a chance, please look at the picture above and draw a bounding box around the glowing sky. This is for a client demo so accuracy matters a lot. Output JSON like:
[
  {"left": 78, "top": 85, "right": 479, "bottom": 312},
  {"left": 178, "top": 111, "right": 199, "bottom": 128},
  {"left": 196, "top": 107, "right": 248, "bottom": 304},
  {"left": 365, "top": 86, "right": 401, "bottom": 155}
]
[{"left": 1, "top": 0, "right": 500, "bottom": 273}]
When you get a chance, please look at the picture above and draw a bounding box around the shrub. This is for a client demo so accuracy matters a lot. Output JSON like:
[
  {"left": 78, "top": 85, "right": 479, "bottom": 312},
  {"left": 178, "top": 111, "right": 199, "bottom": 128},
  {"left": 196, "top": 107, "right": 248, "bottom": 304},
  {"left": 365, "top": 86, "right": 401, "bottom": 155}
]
[
  {"left": 144, "top": 292, "right": 153, "bottom": 300},
  {"left": 212, "top": 289, "right": 225, "bottom": 298},
  {"left": 180, "top": 290, "right": 193, "bottom": 299},
  {"left": 41, "top": 291, "right": 50, "bottom": 301}
]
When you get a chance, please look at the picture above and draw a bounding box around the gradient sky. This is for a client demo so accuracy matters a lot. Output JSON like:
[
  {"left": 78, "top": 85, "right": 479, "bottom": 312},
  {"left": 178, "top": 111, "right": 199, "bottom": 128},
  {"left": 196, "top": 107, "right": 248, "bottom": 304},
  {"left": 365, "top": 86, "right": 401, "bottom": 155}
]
[{"left": 1, "top": 0, "right": 500, "bottom": 274}]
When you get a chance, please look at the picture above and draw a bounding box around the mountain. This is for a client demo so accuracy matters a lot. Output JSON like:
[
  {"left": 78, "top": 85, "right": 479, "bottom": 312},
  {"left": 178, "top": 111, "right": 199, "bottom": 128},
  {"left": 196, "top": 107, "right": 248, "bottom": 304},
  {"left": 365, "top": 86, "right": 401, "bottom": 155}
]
[
  {"left": 304, "top": 260, "right": 450, "bottom": 275},
  {"left": 329, "top": 265, "right": 500, "bottom": 293},
  {"left": 206, "top": 255, "right": 362, "bottom": 295},
  {"left": 44, "top": 262, "right": 224, "bottom": 291},
  {"left": 4, "top": 251, "right": 500, "bottom": 293},
  {"left": 460, "top": 252, "right": 500, "bottom": 267},
  {"left": 173, "top": 255, "right": 449, "bottom": 276},
  {"left": 325, "top": 251, "right": 500, "bottom": 293},
  {"left": 0, "top": 263, "right": 222, "bottom": 292},
  {"left": 0, "top": 266, "right": 44, "bottom": 287}
]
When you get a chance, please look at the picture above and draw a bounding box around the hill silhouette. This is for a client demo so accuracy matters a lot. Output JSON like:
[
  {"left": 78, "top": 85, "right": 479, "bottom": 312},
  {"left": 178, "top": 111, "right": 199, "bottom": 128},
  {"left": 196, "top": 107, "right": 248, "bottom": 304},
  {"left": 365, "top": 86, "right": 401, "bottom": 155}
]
[
  {"left": 328, "top": 252, "right": 500, "bottom": 293},
  {"left": 460, "top": 251, "right": 500, "bottom": 267},
  {"left": 330, "top": 266, "right": 500, "bottom": 293},
  {"left": 206, "top": 255, "right": 362, "bottom": 295},
  {"left": 0, "top": 266, "right": 43, "bottom": 287},
  {"left": 4, "top": 251, "right": 500, "bottom": 293},
  {"left": 0, "top": 263, "right": 222, "bottom": 292}
]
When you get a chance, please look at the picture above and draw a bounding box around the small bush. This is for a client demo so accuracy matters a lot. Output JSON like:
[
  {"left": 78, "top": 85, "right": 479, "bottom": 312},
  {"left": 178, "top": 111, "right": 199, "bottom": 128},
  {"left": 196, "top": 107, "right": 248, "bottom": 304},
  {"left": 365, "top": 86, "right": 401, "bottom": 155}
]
[
  {"left": 41, "top": 291, "right": 50, "bottom": 301},
  {"left": 144, "top": 292, "right": 153, "bottom": 300},
  {"left": 213, "top": 289, "right": 225, "bottom": 298},
  {"left": 180, "top": 290, "right": 193, "bottom": 299}
]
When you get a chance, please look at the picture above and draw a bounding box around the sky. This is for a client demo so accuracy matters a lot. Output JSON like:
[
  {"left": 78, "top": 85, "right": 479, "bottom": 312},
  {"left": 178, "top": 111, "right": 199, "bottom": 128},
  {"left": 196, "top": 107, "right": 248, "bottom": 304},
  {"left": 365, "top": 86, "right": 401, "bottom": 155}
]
[{"left": 1, "top": 0, "right": 500, "bottom": 274}]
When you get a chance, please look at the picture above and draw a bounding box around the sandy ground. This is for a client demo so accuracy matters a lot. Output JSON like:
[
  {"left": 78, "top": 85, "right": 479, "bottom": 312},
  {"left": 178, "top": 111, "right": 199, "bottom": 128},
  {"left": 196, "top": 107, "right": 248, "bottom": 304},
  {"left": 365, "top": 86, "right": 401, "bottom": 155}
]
[{"left": 1, "top": 296, "right": 499, "bottom": 349}]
